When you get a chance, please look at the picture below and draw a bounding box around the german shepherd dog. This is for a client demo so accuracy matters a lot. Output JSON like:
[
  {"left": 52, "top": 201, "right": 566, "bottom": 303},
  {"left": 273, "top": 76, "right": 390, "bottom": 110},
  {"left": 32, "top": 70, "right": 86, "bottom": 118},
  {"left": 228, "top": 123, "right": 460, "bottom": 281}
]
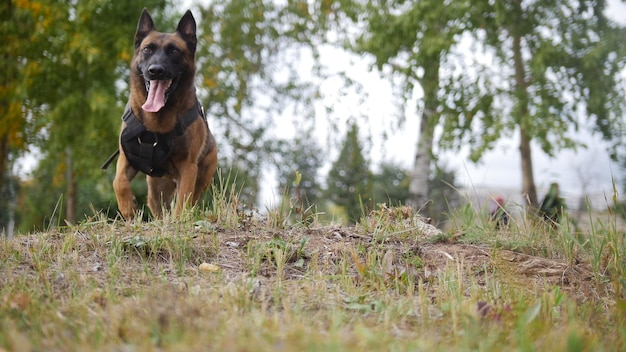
[{"left": 111, "top": 9, "right": 217, "bottom": 219}]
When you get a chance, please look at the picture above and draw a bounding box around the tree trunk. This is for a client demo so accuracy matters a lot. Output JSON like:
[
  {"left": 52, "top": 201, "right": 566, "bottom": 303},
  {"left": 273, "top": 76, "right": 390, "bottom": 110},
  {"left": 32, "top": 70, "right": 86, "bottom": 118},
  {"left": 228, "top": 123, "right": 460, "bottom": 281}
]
[
  {"left": 1, "top": 1, "right": 15, "bottom": 229},
  {"left": 519, "top": 129, "right": 538, "bottom": 206},
  {"left": 408, "top": 109, "right": 434, "bottom": 212},
  {"left": 65, "top": 148, "right": 77, "bottom": 224},
  {"left": 512, "top": 1, "right": 538, "bottom": 207},
  {"left": 0, "top": 135, "right": 7, "bottom": 189},
  {"left": 0, "top": 0, "right": 10, "bottom": 191},
  {"left": 408, "top": 55, "right": 440, "bottom": 213}
]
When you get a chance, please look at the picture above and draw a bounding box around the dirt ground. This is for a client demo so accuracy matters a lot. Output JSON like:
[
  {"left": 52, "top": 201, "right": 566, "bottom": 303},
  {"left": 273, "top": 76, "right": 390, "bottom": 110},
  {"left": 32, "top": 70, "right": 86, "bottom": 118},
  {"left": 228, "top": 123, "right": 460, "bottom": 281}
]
[
  {"left": 208, "top": 223, "right": 605, "bottom": 301},
  {"left": 12, "top": 210, "right": 615, "bottom": 312}
]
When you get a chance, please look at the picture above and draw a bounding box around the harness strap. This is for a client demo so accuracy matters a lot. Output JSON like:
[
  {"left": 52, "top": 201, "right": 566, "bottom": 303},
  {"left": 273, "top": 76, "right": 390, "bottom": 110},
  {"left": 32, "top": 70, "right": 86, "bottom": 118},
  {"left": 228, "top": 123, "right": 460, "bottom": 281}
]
[
  {"left": 100, "top": 149, "right": 119, "bottom": 170},
  {"left": 101, "top": 101, "right": 205, "bottom": 176}
]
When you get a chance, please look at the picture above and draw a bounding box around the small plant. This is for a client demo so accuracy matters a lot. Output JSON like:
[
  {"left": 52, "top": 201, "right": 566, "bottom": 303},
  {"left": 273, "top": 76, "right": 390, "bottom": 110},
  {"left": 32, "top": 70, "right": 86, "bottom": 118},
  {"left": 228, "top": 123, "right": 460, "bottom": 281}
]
[
  {"left": 203, "top": 168, "right": 250, "bottom": 228},
  {"left": 358, "top": 203, "right": 425, "bottom": 244},
  {"left": 267, "top": 237, "right": 308, "bottom": 266},
  {"left": 267, "top": 171, "right": 321, "bottom": 229}
]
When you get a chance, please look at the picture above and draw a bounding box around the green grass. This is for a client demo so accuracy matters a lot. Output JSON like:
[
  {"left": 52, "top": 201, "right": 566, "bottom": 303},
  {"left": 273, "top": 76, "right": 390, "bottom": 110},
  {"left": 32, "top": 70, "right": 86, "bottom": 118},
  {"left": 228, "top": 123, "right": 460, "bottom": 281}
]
[{"left": 1, "top": 188, "right": 625, "bottom": 350}]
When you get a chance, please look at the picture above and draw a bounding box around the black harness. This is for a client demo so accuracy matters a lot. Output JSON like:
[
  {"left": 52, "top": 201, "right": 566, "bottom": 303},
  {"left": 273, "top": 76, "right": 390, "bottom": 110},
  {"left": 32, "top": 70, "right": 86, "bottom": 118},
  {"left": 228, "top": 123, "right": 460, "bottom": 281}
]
[{"left": 101, "top": 101, "right": 205, "bottom": 177}]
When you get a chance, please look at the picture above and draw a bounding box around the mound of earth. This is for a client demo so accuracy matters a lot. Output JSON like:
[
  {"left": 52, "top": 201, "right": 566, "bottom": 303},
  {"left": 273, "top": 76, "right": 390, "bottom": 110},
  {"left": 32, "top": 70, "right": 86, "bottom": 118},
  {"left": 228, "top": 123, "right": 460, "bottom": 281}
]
[{"left": 9, "top": 209, "right": 610, "bottom": 307}]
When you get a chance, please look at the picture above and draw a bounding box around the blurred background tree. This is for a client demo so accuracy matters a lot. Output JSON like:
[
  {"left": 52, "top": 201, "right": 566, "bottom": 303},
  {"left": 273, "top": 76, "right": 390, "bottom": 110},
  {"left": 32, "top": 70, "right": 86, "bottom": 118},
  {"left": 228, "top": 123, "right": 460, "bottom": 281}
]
[
  {"left": 325, "top": 123, "right": 372, "bottom": 224},
  {"left": 276, "top": 123, "right": 325, "bottom": 210},
  {"left": 196, "top": 0, "right": 329, "bottom": 201},
  {"left": 351, "top": 0, "right": 474, "bottom": 216},
  {"left": 370, "top": 162, "right": 410, "bottom": 207},
  {"left": 457, "top": 0, "right": 626, "bottom": 207},
  {"left": 1, "top": 0, "right": 43, "bottom": 235},
  {"left": 320, "top": 0, "right": 626, "bottom": 211},
  {"left": 8, "top": 0, "right": 169, "bottom": 232},
  {"left": 2, "top": 0, "right": 625, "bottom": 233}
]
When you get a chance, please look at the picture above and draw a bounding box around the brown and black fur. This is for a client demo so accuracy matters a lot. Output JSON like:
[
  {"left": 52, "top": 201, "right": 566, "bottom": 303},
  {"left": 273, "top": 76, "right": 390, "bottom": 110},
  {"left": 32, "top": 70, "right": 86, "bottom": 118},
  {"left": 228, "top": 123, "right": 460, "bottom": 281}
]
[{"left": 113, "top": 9, "right": 217, "bottom": 219}]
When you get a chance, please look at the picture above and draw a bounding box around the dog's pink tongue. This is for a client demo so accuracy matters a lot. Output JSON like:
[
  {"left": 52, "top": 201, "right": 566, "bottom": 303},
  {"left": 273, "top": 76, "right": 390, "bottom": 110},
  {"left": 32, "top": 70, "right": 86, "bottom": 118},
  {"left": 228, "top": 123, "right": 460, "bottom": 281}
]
[{"left": 142, "top": 80, "right": 169, "bottom": 112}]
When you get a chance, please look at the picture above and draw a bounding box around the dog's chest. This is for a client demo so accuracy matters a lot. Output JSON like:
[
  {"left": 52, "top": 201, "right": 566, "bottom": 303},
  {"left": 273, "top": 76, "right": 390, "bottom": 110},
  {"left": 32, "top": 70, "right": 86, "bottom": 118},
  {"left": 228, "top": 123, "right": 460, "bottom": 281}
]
[{"left": 119, "top": 101, "right": 204, "bottom": 177}]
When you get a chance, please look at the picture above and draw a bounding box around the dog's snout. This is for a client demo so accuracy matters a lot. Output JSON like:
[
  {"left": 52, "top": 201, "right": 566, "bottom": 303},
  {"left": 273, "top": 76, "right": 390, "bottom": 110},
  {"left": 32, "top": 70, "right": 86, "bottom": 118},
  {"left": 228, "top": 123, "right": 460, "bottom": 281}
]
[{"left": 147, "top": 64, "right": 166, "bottom": 78}]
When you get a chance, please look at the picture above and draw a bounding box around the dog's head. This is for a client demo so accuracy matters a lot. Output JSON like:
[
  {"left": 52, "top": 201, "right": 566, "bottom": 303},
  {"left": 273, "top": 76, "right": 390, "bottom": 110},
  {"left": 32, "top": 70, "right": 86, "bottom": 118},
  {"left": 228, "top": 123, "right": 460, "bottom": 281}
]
[{"left": 132, "top": 9, "right": 197, "bottom": 113}]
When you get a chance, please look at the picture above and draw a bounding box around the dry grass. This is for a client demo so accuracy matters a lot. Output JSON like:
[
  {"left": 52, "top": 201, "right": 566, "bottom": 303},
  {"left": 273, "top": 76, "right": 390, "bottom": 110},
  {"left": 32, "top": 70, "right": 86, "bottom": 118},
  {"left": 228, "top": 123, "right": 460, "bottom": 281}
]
[{"left": 1, "top": 201, "right": 625, "bottom": 351}]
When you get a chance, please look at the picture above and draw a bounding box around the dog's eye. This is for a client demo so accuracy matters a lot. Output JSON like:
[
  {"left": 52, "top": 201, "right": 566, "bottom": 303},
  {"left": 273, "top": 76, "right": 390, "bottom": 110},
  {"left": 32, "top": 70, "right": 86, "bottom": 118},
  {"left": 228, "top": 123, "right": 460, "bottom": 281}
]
[
  {"left": 142, "top": 46, "right": 153, "bottom": 54},
  {"left": 169, "top": 47, "right": 180, "bottom": 55}
]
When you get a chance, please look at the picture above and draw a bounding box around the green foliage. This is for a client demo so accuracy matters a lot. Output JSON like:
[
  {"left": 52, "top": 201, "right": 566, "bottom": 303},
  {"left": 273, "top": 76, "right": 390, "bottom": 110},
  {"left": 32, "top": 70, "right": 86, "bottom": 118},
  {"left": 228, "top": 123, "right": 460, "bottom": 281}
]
[
  {"left": 326, "top": 123, "right": 371, "bottom": 223},
  {"left": 328, "top": 0, "right": 626, "bottom": 208},
  {"left": 351, "top": 0, "right": 475, "bottom": 132},
  {"left": 8, "top": 1, "right": 171, "bottom": 226},
  {"left": 17, "top": 155, "right": 127, "bottom": 232},
  {"left": 1, "top": 0, "right": 40, "bottom": 150},
  {"left": 470, "top": 0, "right": 626, "bottom": 158},
  {"left": 539, "top": 183, "right": 567, "bottom": 225},
  {"left": 196, "top": 0, "right": 326, "bottom": 198},
  {"left": 276, "top": 126, "right": 324, "bottom": 210},
  {"left": 348, "top": 0, "right": 474, "bottom": 208},
  {"left": 369, "top": 161, "right": 458, "bottom": 223},
  {"left": 0, "top": 167, "right": 19, "bottom": 235},
  {"left": 371, "top": 162, "right": 409, "bottom": 206},
  {"left": 427, "top": 163, "right": 460, "bottom": 222},
  {"left": 464, "top": 0, "right": 626, "bottom": 205},
  {"left": 0, "top": 0, "right": 45, "bottom": 194}
]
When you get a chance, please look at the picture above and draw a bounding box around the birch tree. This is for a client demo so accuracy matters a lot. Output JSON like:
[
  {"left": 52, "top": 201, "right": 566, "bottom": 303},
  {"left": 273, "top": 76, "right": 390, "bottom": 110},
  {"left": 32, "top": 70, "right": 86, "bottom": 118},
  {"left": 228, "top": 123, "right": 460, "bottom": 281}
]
[
  {"left": 326, "top": 0, "right": 626, "bottom": 209},
  {"left": 327, "top": 0, "right": 474, "bottom": 212},
  {"left": 447, "top": 0, "right": 626, "bottom": 206}
]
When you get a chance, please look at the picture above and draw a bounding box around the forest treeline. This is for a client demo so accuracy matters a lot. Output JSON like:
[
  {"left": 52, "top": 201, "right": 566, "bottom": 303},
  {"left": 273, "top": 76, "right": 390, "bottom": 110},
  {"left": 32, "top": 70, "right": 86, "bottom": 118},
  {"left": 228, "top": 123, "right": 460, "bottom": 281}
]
[{"left": 1, "top": 0, "right": 625, "bottom": 234}]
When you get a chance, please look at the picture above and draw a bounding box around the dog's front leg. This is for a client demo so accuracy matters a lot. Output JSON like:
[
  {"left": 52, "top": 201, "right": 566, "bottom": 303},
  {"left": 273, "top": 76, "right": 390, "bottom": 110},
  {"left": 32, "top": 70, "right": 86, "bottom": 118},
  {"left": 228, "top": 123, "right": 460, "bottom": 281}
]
[
  {"left": 174, "top": 162, "right": 199, "bottom": 216},
  {"left": 113, "top": 153, "right": 139, "bottom": 220}
]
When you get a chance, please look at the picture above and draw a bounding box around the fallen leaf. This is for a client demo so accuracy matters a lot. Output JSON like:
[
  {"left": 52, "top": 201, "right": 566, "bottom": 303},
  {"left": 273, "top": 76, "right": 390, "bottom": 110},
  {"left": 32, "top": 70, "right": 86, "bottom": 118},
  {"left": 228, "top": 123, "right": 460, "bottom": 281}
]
[{"left": 199, "top": 262, "right": 220, "bottom": 273}]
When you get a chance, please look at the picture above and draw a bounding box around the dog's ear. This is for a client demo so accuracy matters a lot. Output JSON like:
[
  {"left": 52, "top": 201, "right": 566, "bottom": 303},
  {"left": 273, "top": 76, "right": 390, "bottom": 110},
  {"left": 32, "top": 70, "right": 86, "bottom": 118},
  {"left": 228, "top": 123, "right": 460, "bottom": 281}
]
[
  {"left": 135, "top": 8, "right": 155, "bottom": 49},
  {"left": 176, "top": 10, "right": 197, "bottom": 54}
]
